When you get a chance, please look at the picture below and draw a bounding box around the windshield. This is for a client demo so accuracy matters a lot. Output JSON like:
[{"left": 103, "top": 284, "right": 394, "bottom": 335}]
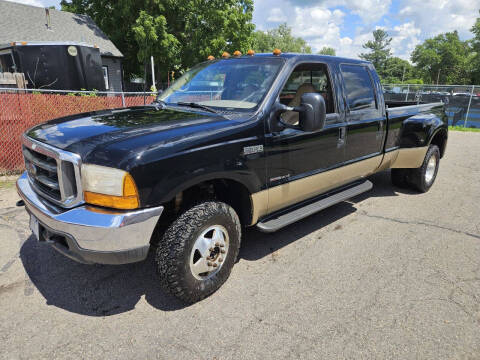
[{"left": 157, "top": 57, "right": 284, "bottom": 111}]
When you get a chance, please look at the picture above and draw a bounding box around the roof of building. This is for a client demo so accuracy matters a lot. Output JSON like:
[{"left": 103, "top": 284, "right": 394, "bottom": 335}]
[{"left": 0, "top": 0, "right": 122, "bottom": 57}]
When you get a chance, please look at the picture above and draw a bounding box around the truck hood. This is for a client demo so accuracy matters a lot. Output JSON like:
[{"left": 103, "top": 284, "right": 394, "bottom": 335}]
[{"left": 26, "top": 106, "right": 251, "bottom": 168}]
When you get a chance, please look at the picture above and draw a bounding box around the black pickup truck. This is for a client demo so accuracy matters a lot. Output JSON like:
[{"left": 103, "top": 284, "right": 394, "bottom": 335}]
[{"left": 17, "top": 53, "right": 448, "bottom": 303}]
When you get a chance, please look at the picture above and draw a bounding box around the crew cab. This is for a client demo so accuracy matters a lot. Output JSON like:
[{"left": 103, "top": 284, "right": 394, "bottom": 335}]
[{"left": 17, "top": 53, "right": 448, "bottom": 303}]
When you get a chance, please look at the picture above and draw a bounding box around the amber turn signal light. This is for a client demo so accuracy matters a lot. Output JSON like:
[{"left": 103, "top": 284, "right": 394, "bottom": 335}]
[{"left": 84, "top": 173, "right": 140, "bottom": 210}]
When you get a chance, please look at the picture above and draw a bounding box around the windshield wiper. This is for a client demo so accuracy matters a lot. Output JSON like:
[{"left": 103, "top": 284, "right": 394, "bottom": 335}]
[{"left": 176, "top": 102, "right": 218, "bottom": 114}]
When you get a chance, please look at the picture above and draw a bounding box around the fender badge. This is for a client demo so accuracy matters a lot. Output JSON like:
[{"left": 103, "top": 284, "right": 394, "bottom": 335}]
[{"left": 243, "top": 145, "right": 263, "bottom": 155}]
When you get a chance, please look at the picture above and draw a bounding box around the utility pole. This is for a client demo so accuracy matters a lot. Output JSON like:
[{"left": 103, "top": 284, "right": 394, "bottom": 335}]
[
  {"left": 436, "top": 68, "right": 441, "bottom": 85},
  {"left": 150, "top": 56, "right": 156, "bottom": 91},
  {"left": 401, "top": 65, "right": 406, "bottom": 83}
]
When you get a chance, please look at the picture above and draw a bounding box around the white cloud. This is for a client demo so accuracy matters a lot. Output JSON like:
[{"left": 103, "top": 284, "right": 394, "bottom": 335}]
[
  {"left": 4, "top": 0, "right": 45, "bottom": 7},
  {"left": 286, "top": 0, "right": 392, "bottom": 23},
  {"left": 267, "top": 8, "right": 287, "bottom": 22},
  {"left": 325, "top": 0, "right": 392, "bottom": 23},
  {"left": 390, "top": 22, "right": 421, "bottom": 60},
  {"left": 398, "top": 0, "right": 478, "bottom": 38}
]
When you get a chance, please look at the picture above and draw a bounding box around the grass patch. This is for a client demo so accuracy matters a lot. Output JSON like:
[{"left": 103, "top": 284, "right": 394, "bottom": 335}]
[{"left": 449, "top": 126, "right": 480, "bottom": 132}]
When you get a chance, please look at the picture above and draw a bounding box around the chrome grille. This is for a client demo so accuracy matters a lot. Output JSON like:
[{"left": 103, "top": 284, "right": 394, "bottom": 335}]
[{"left": 22, "top": 135, "right": 83, "bottom": 208}]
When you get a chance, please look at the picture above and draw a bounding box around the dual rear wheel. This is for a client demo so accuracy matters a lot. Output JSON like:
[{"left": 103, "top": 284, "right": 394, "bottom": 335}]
[{"left": 391, "top": 144, "right": 440, "bottom": 193}]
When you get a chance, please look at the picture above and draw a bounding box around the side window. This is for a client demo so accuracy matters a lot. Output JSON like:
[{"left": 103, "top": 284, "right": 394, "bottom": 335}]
[
  {"left": 340, "top": 64, "right": 376, "bottom": 111},
  {"left": 279, "top": 63, "right": 336, "bottom": 125}
]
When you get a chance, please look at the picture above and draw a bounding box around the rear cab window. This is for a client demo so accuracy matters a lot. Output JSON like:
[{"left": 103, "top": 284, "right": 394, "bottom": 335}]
[{"left": 340, "top": 64, "right": 377, "bottom": 111}]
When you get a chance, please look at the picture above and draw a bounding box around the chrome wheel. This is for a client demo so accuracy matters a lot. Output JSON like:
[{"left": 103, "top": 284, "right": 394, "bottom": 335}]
[
  {"left": 189, "top": 225, "right": 229, "bottom": 280},
  {"left": 425, "top": 155, "right": 437, "bottom": 184}
]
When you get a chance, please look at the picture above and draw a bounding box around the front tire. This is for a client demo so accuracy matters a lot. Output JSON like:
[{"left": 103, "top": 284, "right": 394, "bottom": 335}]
[{"left": 156, "top": 201, "right": 241, "bottom": 303}]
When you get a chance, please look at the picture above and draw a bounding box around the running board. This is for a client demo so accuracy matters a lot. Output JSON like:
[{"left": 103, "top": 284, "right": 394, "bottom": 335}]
[{"left": 256, "top": 180, "right": 373, "bottom": 233}]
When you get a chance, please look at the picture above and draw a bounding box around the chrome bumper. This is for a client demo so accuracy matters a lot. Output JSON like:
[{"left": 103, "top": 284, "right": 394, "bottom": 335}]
[{"left": 16, "top": 172, "right": 163, "bottom": 264}]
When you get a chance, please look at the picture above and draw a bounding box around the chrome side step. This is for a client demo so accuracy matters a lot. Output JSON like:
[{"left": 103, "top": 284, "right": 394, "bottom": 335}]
[{"left": 256, "top": 180, "right": 373, "bottom": 233}]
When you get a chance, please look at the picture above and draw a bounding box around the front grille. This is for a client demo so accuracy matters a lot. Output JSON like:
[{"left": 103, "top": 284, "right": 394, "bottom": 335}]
[
  {"left": 23, "top": 146, "right": 61, "bottom": 200},
  {"left": 22, "top": 135, "right": 83, "bottom": 208}
]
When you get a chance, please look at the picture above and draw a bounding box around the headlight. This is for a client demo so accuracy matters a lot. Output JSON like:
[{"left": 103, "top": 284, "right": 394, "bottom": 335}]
[{"left": 81, "top": 164, "right": 139, "bottom": 209}]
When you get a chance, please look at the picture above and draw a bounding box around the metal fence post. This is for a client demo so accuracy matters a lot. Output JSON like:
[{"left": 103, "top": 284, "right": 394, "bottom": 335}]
[
  {"left": 405, "top": 84, "right": 410, "bottom": 101},
  {"left": 121, "top": 91, "right": 125, "bottom": 107},
  {"left": 464, "top": 85, "right": 474, "bottom": 128}
]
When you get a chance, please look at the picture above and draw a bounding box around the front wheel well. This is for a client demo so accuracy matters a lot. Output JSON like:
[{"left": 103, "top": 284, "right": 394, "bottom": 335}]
[
  {"left": 151, "top": 179, "right": 253, "bottom": 245},
  {"left": 430, "top": 129, "right": 447, "bottom": 158}
]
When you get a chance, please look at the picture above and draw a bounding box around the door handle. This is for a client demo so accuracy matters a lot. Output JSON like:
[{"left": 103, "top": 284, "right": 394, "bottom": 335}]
[
  {"left": 337, "top": 127, "right": 346, "bottom": 148},
  {"left": 376, "top": 121, "right": 384, "bottom": 140}
]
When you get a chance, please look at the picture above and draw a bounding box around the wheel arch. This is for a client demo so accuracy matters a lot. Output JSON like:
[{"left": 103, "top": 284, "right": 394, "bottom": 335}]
[
  {"left": 428, "top": 127, "right": 448, "bottom": 158},
  {"left": 160, "top": 175, "right": 255, "bottom": 228}
]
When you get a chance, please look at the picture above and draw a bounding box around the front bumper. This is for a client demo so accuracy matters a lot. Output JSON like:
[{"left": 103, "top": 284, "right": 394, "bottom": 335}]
[{"left": 17, "top": 172, "right": 163, "bottom": 265}]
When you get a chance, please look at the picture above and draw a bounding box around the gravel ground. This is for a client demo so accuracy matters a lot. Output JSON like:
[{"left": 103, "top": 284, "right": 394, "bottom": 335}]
[{"left": 0, "top": 131, "right": 479, "bottom": 359}]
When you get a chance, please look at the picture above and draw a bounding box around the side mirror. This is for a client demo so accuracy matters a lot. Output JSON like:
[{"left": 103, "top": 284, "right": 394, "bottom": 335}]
[
  {"left": 271, "top": 93, "right": 326, "bottom": 133},
  {"left": 298, "top": 93, "right": 326, "bottom": 132}
]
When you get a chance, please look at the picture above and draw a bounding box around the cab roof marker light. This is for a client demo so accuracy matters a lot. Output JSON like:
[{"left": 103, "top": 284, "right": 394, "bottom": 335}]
[
  {"left": 247, "top": 49, "right": 255, "bottom": 56},
  {"left": 207, "top": 55, "right": 215, "bottom": 60},
  {"left": 273, "top": 48, "right": 282, "bottom": 56},
  {"left": 233, "top": 50, "right": 242, "bottom": 57},
  {"left": 222, "top": 52, "right": 230, "bottom": 59}
]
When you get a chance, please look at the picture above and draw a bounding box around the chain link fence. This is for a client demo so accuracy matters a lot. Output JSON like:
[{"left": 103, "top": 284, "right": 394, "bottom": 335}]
[
  {"left": 383, "top": 84, "right": 480, "bottom": 128},
  {"left": 0, "top": 88, "right": 156, "bottom": 175},
  {"left": 2, "top": 84, "right": 479, "bottom": 175}
]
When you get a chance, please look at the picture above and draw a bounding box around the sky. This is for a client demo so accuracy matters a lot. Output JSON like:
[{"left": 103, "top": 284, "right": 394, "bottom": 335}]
[{"left": 5, "top": 0, "right": 480, "bottom": 61}]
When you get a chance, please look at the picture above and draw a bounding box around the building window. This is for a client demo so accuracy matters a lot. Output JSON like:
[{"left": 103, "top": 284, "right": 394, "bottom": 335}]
[{"left": 102, "top": 66, "right": 109, "bottom": 90}]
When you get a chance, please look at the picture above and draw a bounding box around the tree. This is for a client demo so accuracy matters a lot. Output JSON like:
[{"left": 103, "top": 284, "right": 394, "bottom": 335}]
[
  {"left": 382, "top": 57, "right": 414, "bottom": 83},
  {"left": 359, "top": 29, "right": 392, "bottom": 77},
  {"left": 61, "top": 0, "right": 255, "bottom": 83},
  {"left": 470, "top": 11, "right": 480, "bottom": 84},
  {"left": 318, "top": 47, "right": 336, "bottom": 56},
  {"left": 252, "top": 23, "right": 312, "bottom": 54},
  {"left": 411, "top": 31, "right": 472, "bottom": 84}
]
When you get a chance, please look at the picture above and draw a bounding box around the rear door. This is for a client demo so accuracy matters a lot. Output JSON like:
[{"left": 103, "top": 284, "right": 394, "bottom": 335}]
[{"left": 340, "top": 64, "right": 386, "bottom": 163}]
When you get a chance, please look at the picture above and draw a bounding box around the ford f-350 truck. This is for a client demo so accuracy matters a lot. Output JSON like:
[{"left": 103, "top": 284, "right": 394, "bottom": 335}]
[{"left": 17, "top": 53, "right": 448, "bottom": 303}]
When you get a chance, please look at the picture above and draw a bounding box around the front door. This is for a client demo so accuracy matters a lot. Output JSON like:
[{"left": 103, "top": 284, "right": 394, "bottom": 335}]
[{"left": 264, "top": 62, "right": 346, "bottom": 214}]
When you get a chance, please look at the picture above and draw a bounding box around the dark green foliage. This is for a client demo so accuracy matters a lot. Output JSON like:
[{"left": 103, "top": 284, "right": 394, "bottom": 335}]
[
  {"left": 252, "top": 23, "right": 312, "bottom": 54},
  {"left": 359, "top": 29, "right": 392, "bottom": 77},
  {"left": 61, "top": 0, "right": 255, "bottom": 82},
  {"left": 318, "top": 47, "right": 336, "bottom": 56},
  {"left": 411, "top": 31, "right": 473, "bottom": 84}
]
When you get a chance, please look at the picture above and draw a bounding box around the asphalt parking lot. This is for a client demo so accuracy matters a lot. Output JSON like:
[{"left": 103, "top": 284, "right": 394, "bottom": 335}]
[{"left": 1, "top": 131, "right": 479, "bottom": 359}]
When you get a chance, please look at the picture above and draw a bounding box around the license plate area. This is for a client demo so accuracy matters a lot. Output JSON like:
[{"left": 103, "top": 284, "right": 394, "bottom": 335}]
[
  {"left": 29, "top": 214, "right": 40, "bottom": 241},
  {"left": 30, "top": 214, "right": 45, "bottom": 241}
]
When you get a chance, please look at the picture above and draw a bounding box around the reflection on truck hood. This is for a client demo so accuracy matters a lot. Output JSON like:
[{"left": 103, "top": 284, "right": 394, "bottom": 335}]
[{"left": 26, "top": 106, "right": 249, "bottom": 167}]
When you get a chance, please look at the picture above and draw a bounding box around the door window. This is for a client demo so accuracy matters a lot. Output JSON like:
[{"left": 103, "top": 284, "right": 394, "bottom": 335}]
[
  {"left": 279, "top": 63, "right": 336, "bottom": 125},
  {"left": 340, "top": 64, "right": 377, "bottom": 111}
]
